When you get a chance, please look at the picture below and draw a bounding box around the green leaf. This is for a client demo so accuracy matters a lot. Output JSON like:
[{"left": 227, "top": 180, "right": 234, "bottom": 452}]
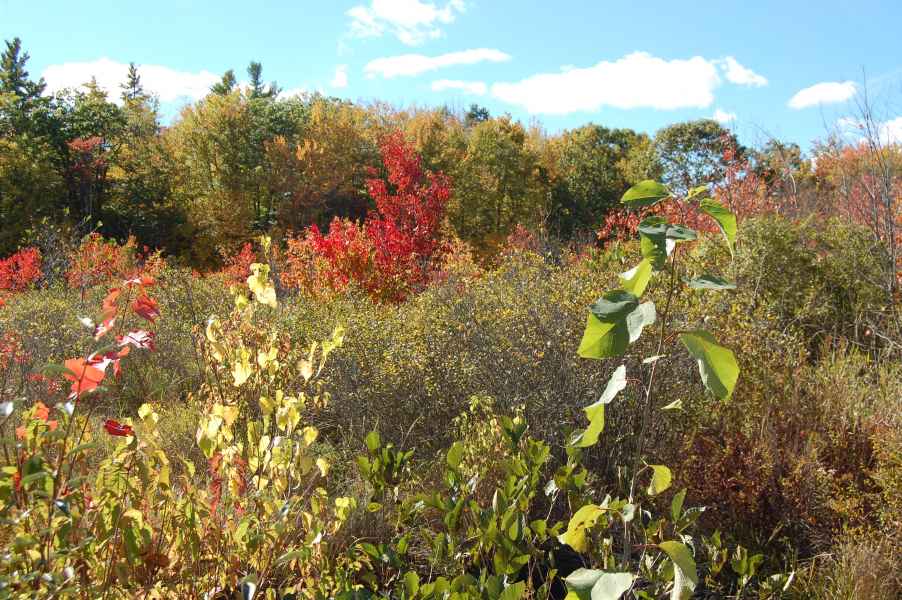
[
  {"left": 590, "top": 573, "right": 636, "bottom": 600},
  {"left": 560, "top": 504, "right": 605, "bottom": 553},
  {"left": 621, "top": 180, "right": 670, "bottom": 208},
  {"left": 687, "top": 275, "right": 736, "bottom": 290},
  {"left": 446, "top": 442, "right": 464, "bottom": 470},
  {"left": 665, "top": 225, "right": 697, "bottom": 242},
  {"left": 589, "top": 290, "right": 639, "bottom": 320},
  {"left": 687, "top": 185, "right": 709, "bottom": 201},
  {"left": 658, "top": 541, "right": 698, "bottom": 600},
  {"left": 365, "top": 430, "right": 381, "bottom": 453},
  {"left": 646, "top": 464, "right": 672, "bottom": 496},
  {"left": 564, "top": 568, "right": 604, "bottom": 592},
  {"left": 671, "top": 489, "right": 687, "bottom": 522},
  {"left": 638, "top": 217, "right": 669, "bottom": 269},
  {"left": 679, "top": 331, "right": 740, "bottom": 400},
  {"left": 403, "top": 571, "right": 420, "bottom": 598},
  {"left": 564, "top": 570, "right": 635, "bottom": 600},
  {"left": 700, "top": 198, "right": 737, "bottom": 255},
  {"left": 575, "top": 366, "right": 626, "bottom": 448},
  {"left": 661, "top": 399, "right": 683, "bottom": 411},
  {"left": 619, "top": 259, "right": 653, "bottom": 297},
  {"left": 578, "top": 291, "right": 656, "bottom": 359},
  {"left": 498, "top": 581, "right": 526, "bottom": 600}
]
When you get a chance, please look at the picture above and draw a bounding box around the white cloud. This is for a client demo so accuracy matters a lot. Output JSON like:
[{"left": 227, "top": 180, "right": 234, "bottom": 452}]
[
  {"left": 278, "top": 87, "right": 309, "bottom": 100},
  {"left": 490, "top": 52, "right": 725, "bottom": 115},
  {"left": 347, "top": 0, "right": 465, "bottom": 46},
  {"left": 880, "top": 116, "right": 902, "bottom": 144},
  {"left": 838, "top": 115, "right": 902, "bottom": 144},
  {"left": 718, "top": 56, "right": 767, "bottom": 87},
  {"left": 365, "top": 48, "right": 510, "bottom": 79},
  {"left": 713, "top": 108, "right": 737, "bottom": 123},
  {"left": 431, "top": 79, "right": 486, "bottom": 95},
  {"left": 331, "top": 65, "right": 349, "bottom": 89},
  {"left": 42, "top": 58, "right": 219, "bottom": 103},
  {"left": 788, "top": 81, "right": 857, "bottom": 109}
]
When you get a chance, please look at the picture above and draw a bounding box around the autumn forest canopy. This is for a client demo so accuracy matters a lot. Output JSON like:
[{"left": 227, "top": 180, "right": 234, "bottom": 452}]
[{"left": 0, "top": 34, "right": 901, "bottom": 600}]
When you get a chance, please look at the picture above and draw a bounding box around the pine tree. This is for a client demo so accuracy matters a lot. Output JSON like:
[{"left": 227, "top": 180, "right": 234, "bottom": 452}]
[
  {"left": 120, "top": 62, "right": 147, "bottom": 103},
  {"left": 246, "top": 61, "right": 279, "bottom": 98},
  {"left": 0, "top": 37, "right": 45, "bottom": 99},
  {"left": 210, "top": 69, "right": 237, "bottom": 95}
]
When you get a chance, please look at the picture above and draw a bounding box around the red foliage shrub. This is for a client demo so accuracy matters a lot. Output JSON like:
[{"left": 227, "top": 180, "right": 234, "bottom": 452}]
[
  {"left": 220, "top": 242, "right": 257, "bottom": 284},
  {"left": 0, "top": 247, "right": 42, "bottom": 292},
  {"left": 65, "top": 234, "right": 137, "bottom": 290},
  {"left": 283, "top": 132, "right": 452, "bottom": 302}
]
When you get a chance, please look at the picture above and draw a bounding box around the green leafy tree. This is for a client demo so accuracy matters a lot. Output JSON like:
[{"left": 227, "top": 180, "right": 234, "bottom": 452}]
[
  {"left": 655, "top": 119, "right": 740, "bottom": 195},
  {"left": 450, "top": 116, "right": 547, "bottom": 249},
  {"left": 549, "top": 124, "right": 658, "bottom": 237}
]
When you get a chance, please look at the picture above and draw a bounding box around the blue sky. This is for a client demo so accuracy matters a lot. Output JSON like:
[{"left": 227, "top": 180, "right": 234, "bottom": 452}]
[{"left": 2, "top": 0, "right": 901, "bottom": 151}]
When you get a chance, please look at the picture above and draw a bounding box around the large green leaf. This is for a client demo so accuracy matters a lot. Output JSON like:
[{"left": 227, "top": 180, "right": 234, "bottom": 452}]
[
  {"left": 590, "top": 573, "right": 635, "bottom": 600},
  {"left": 619, "top": 259, "right": 653, "bottom": 297},
  {"left": 637, "top": 219, "right": 694, "bottom": 269},
  {"left": 665, "top": 225, "right": 697, "bottom": 242},
  {"left": 578, "top": 291, "right": 656, "bottom": 359},
  {"left": 564, "top": 569, "right": 635, "bottom": 600},
  {"left": 700, "top": 198, "right": 737, "bottom": 255},
  {"left": 575, "top": 366, "right": 626, "bottom": 447},
  {"left": 621, "top": 180, "right": 670, "bottom": 208},
  {"left": 679, "top": 331, "right": 739, "bottom": 400},
  {"left": 559, "top": 504, "right": 605, "bottom": 553},
  {"left": 646, "top": 464, "right": 672, "bottom": 496},
  {"left": 589, "top": 290, "right": 639, "bottom": 320},
  {"left": 658, "top": 541, "right": 698, "bottom": 600},
  {"left": 638, "top": 217, "right": 668, "bottom": 269},
  {"left": 687, "top": 275, "right": 736, "bottom": 290}
]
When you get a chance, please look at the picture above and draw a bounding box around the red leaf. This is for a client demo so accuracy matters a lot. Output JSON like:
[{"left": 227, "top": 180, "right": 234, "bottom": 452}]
[
  {"left": 103, "top": 419, "right": 134, "bottom": 437},
  {"left": 132, "top": 294, "right": 160, "bottom": 322},
  {"left": 117, "top": 330, "right": 155, "bottom": 351}
]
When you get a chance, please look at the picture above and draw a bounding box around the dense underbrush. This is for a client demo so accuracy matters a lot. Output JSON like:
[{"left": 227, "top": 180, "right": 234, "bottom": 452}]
[{"left": 0, "top": 214, "right": 899, "bottom": 599}]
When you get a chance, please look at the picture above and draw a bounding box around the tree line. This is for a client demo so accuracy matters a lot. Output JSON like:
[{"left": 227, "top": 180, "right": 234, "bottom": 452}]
[{"left": 0, "top": 37, "right": 846, "bottom": 267}]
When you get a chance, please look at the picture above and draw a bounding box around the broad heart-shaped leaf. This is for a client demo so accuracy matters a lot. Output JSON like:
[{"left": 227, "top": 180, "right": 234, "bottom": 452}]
[
  {"left": 589, "top": 290, "right": 639, "bottom": 320},
  {"left": 679, "top": 331, "right": 739, "bottom": 400},
  {"left": 638, "top": 217, "right": 668, "bottom": 269},
  {"left": 575, "top": 366, "right": 626, "bottom": 448},
  {"left": 665, "top": 225, "right": 697, "bottom": 242},
  {"left": 578, "top": 292, "right": 656, "bottom": 359},
  {"left": 564, "top": 569, "right": 635, "bottom": 600},
  {"left": 687, "top": 274, "right": 736, "bottom": 290},
  {"left": 621, "top": 180, "right": 670, "bottom": 208},
  {"left": 700, "top": 198, "right": 737, "bottom": 255},
  {"left": 658, "top": 541, "right": 698, "bottom": 600},
  {"left": 619, "top": 259, "right": 653, "bottom": 297},
  {"left": 646, "top": 464, "right": 672, "bottom": 496},
  {"left": 591, "top": 572, "right": 635, "bottom": 600}
]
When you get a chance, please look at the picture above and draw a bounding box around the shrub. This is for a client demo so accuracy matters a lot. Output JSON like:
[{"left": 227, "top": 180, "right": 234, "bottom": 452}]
[
  {"left": 65, "top": 233, "right": 138, "bottom": 290},
  {"left": 283, "top": 132, "right": 451, "bottom": 303},
  {"left": 0, "top": 246, "right": 41, "bottom": 292}
]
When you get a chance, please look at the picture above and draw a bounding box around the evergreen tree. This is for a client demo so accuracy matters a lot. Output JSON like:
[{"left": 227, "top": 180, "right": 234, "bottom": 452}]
[
  {"left": 247, "top": 61, "right": 279, "bottom": 98},
  {"left": 120, "top": 62, "right": 148, "bottom": 104},
  {"left": 0, "top": 37, "right": 45, "bottom": 99},
  {"left": 211, "top": 69, "right": 237, "bottom": 95}
]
